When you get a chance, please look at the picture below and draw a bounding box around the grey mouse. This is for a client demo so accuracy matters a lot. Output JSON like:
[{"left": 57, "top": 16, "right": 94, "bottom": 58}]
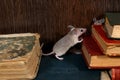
[{"left": 42, "top": 25, "right": 87, "bottom": 60}]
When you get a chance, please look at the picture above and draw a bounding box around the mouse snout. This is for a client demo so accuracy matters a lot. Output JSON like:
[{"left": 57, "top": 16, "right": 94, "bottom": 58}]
[
  {"left": 78, "top": 28, "right": 87, "bottom": 40},
  {"left": 84, "top": 28, "right": 87, "bottom": 32}
]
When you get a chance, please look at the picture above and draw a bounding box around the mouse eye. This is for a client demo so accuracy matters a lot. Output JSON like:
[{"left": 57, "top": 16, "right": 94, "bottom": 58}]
[{"left": 80, "top": 29, "right": 83, "bottom": 32}]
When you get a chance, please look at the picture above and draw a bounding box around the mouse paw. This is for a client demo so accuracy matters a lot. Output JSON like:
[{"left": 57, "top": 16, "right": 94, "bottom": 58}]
[
  {"left": 55, "top": 55, "right": 64, "bottom": 60},
  {"left": 74, "top": 52, "right": 81, "bottom": 54},
  {"left": 58, "top": 57, "right": 64, "bottom": 60},
  {"left": 78, "top": 38, "right": 83, "bottom": 42}
]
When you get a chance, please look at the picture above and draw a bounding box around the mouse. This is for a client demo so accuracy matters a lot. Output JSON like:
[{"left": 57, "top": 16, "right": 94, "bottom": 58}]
[
  {"left": 42, "top": 25, "right": 87, "bottom": 60},
  {"left": 93, "top": 17, "right": 105, "bottom": 25}
]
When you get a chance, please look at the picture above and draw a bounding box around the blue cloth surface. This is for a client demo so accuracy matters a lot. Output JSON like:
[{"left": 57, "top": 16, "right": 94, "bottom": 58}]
[{"left": 35, "top": 53, "right": 101, "bottom": 80}]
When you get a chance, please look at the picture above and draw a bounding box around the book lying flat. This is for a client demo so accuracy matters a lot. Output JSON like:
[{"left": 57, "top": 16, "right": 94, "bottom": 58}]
[
  {"left": 0, "top": 33, "right": 42, "bottom": 79},
  {"left": 92, "top": 25, "right": 120, "bottom": 56},
  {"left": 105, "top": 12, "right": 120, "bottom": 39},
  {"left": 82, "top": 35, "right": 120, "bottom": 69}
]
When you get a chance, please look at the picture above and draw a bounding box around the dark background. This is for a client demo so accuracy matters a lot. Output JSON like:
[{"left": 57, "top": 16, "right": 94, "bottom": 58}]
[{"left": 0, "top": 0, "right": 120, "bottom": 45}]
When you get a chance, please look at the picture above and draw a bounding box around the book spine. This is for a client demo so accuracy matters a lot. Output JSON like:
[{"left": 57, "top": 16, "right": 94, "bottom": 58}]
[{"left": 111, "top": 68, "right": 120, "bottom": 80}]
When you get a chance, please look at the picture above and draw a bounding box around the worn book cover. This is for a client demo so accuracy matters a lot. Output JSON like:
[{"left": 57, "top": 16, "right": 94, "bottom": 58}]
[
  {"left": 92, "top": 25, "right": 120, "bottom": 56},
  {"left": 0, "top": 33, "right": 42, "bottom": 79},
  {"left": 105, "top": 12, "right": 120, "bottom": 39},
  {"left": 82, "top": 35, "right": 120, "bottom": 69}
]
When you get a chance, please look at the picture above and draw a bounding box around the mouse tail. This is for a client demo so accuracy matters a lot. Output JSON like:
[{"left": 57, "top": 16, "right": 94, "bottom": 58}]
[{"left": 42, "top": 51, "right": 54, "bottom": 56}]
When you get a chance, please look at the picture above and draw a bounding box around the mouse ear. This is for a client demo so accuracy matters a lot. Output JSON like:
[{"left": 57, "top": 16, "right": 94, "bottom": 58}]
[
  {"left": 71, "top": 29, "right": 78, "bottom": 35},
  {"left": 67, "top": 25, "right": 75, "bottom": 31}
]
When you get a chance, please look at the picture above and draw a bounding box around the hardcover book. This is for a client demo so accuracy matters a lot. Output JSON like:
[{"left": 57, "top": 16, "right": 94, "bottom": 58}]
[
  {"left": 0, "top": 33, "right": 42, "bottom": 80},
  {"left": 106, "top": 68, "right": 120, "bottom": 80},
  {"left": 111, "top": 68, "right": 120, "bottom": 80},
  {"left": 82, "top": 35, "right": 120, "bottom": 69},
  {"left": 104, "top": 12, "right": 120, "bottom": 39},
  {"left": 92, "top": 25, "right": 120, "bottom": 56}
]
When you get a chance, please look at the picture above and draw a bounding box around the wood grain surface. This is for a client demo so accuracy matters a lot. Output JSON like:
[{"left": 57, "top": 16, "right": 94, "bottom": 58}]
[{"left": 0, "top": 0, "right": 120, "bottom": 44}]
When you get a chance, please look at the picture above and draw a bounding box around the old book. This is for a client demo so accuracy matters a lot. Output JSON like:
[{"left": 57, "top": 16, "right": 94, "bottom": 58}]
[
  {"left": 111, "top": 68, "right": 120, "bottom": 80},
  {"left": 0, "top": 54, "right": 40, "bottom": 79},
  {"left": 82, "top": 35, "right": 120, "bottom": 69},
  {"left": 92, "top": 25, "right": 120, "bottom": 56},
  {"left": 105, "top": 68, "right": 120, "bottom": 80},
  {"left": 105, "top": 12, "right": 120, "bottom": 39},
  {"left": 0, "top": 33, "right": 41, "bottom": 79},
  {"left": 0, "top": 33, "right": 40, "bottom": 67},
  {"left": 0, "top": 40, "right": 41, "bottom": 71},
  {"left": 0, "top": 44, "right": 40, "bottom": 74}
]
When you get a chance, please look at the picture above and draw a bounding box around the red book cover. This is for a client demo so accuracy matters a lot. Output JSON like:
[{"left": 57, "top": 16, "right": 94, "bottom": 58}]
[
  {"left": 82, "top": 35, "right": 120, "bottom": 69},
  {"left": 93, "top": 25, "right": 120, "bottom": 45},
  {"left": 92, "top": 25, "right": 120, "bottom": 56},
  {"left": 112, "top": 68, "right": 120, "bottom": 80},
  {"left": 83, "top": 35, "right": 103, "bottom": 56}
]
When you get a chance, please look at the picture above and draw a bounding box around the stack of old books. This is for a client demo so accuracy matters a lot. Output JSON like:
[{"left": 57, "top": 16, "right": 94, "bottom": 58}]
[
  {"left": 0, "top": 33, "right": 41, "bottom": 80},
  {"left": 82, "top": 12, "right": 120, "bottom": 80}
]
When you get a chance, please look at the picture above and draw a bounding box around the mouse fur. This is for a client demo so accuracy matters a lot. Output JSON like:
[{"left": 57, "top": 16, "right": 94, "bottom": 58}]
[{"left": 42, "top": 25, "right": 87, "bottom": 60}]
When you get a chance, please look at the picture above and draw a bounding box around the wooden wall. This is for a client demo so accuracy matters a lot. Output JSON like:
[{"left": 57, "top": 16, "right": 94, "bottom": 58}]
[{"left": 0, "top": 0, "right": 120, "bottom": 44}]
